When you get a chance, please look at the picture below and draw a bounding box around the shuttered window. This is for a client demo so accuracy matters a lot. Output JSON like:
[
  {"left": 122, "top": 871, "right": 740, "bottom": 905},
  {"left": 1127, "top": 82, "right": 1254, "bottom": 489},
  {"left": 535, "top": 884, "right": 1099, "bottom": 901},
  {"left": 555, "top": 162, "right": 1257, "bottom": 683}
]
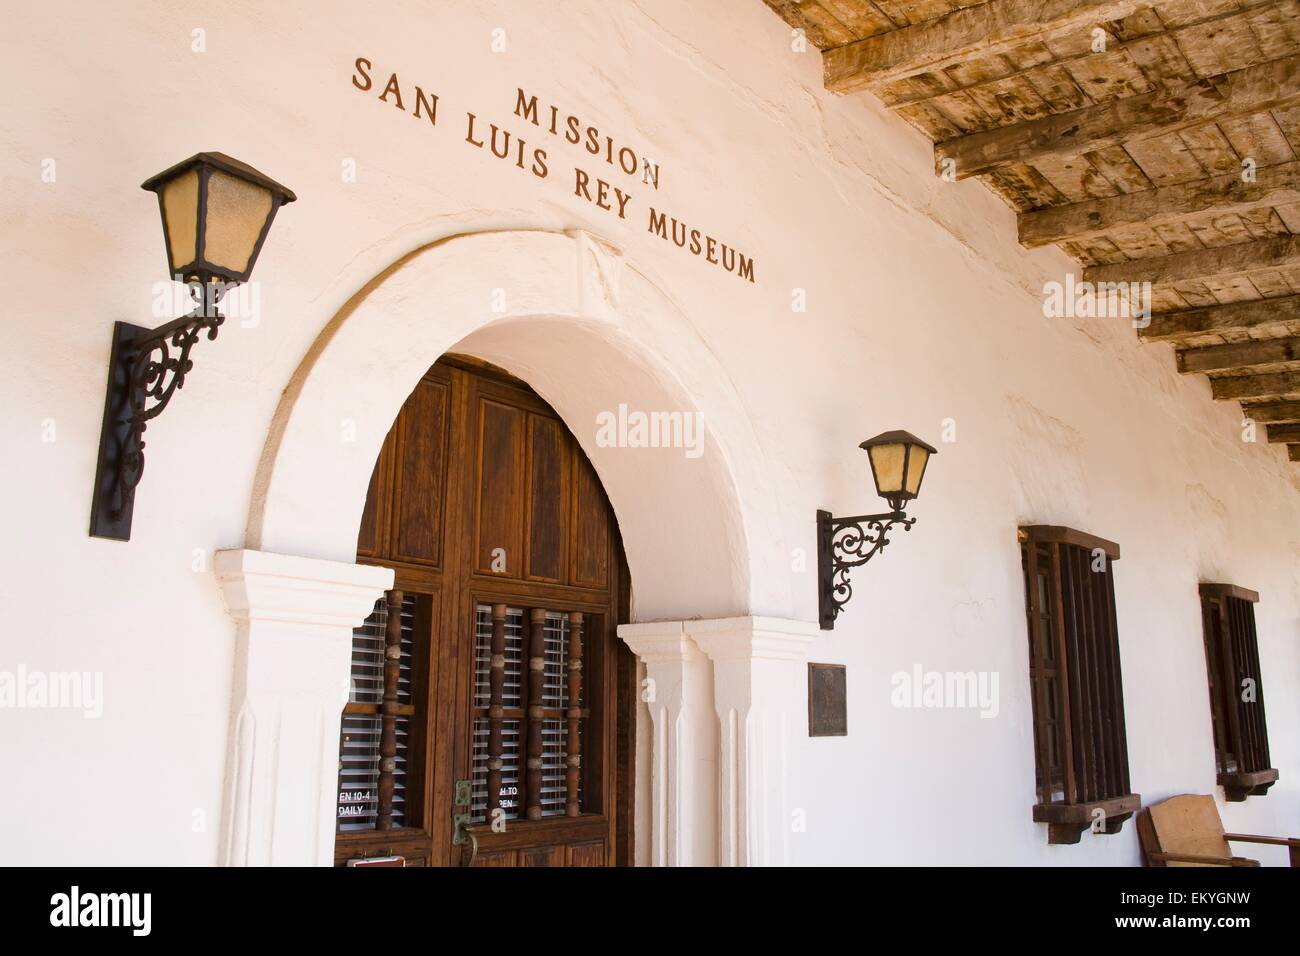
[
  {"left": 471, "top": 603, "right": 587, "bottom": 824},
  {"left": 1199, "top": 584, "right": 1276, "bottom": 801},
  {"left": 337, "top": 591, "right": 424, "bottom": 833},
  {"left": 1019, "top": 526, "right": 1138, "bottom": 845}
]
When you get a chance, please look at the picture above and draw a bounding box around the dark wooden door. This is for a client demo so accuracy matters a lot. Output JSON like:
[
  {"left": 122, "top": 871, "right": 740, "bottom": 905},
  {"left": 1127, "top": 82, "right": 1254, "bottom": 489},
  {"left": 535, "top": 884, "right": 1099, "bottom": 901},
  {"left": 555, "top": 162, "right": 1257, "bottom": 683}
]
[{"left": 334, "top": 355, "right": 634, "bottom": 867}]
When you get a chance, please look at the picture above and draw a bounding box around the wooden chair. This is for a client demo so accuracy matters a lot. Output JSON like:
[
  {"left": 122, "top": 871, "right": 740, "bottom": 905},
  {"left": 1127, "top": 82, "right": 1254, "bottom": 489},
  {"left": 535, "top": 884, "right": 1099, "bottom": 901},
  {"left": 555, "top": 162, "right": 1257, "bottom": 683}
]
[{"left": 1137, "top": 794, "right": 1300, "bottom": 867}]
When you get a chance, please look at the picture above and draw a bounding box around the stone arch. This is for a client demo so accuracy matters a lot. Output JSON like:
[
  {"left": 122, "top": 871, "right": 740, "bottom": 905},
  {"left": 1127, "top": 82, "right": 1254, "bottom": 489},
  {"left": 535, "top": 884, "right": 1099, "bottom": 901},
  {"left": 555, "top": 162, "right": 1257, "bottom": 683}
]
[{"left": 246, "top": 228, "right": 787, "bottom": 620}]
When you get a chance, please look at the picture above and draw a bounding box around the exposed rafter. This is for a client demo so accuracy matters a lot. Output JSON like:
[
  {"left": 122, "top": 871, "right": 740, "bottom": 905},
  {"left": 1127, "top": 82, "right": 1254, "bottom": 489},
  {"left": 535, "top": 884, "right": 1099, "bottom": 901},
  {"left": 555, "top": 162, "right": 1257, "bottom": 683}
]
[
  {"left": 937, "top": 55, "right": 1300, "bottom": 180},
  {"left": 1212, "top": 370, "right": 1300, "bottom": 401},
  {"left": 1178, "top": 337, "right": 1300, "bottom": 375},
  {"left": 823, "top": 0, "right": 1142, "bottom": 93},
  {"left": 1265, "top": 423, "right": 1300, "bottom": 443},
  {"left": 1088, "top": 236, "right": 1300, "bottom": 288},
  {"left": 1241, "top": 400, "right": 1300, "bottom": 423},
  {"left": 1140, "top": 294, "right": 1300, "bottom": 343},
  {"left": 1018, "top": 161, "right": 1300, "bottom": 249}
]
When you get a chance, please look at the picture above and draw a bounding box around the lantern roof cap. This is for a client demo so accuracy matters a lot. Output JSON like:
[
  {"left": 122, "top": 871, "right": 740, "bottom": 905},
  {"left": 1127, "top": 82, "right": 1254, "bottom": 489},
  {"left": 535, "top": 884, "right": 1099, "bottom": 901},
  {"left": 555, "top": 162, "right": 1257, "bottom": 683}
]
[
  {"left": 141, "top": 151, "right": 297, "bottom": 203},
  {"left": 859, "top": 430, "right": 937, "bottom": 455}
]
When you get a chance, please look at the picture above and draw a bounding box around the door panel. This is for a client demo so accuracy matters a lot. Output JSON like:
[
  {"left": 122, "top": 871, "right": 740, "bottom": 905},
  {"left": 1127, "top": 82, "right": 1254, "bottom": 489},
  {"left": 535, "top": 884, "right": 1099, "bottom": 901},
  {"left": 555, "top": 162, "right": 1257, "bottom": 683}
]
[
  {"left": 335, "top": 355, "right": 631, "bottom": 868},
  {"left": 473, "top": 398, "right": 527, "bottom": 576},
  {"left": 392, "top": 375, "right": 451, "bottom": 567}
]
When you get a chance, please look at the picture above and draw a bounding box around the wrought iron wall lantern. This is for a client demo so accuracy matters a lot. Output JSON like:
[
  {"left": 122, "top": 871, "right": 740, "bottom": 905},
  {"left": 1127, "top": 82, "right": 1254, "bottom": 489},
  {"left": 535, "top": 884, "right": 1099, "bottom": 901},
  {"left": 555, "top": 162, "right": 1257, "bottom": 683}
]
[
  {"left": 817, "top": 430, "right": 937, "bottom": 630},
  {"left": 89, "top": 152, "right": 296, "bottom": 541}
]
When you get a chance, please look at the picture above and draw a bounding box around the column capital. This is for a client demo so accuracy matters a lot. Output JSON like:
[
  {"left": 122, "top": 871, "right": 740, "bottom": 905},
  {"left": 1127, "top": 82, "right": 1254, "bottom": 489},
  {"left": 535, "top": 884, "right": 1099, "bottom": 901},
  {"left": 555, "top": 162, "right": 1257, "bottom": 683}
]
[
  {"left": 685, "top": 616, "right": 817, "bottom": 663},
  {"left": 215, "top": 548, "right": 393, "bottom": 628},
  {"left": 617, "top": 620, "right": 705, "bottom": 664}
]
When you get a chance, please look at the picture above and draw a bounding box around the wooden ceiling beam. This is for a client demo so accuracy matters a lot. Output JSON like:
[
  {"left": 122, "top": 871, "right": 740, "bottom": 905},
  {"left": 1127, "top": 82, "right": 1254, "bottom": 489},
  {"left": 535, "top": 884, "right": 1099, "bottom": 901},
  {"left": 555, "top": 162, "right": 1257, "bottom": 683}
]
[
  {"left": 1177, "top": 337, "right": 1300, "bottom": 374},
  {"left": 1265, "top": 423, "right": 1300, "bottom": 443},
  {"left": 1211, "top": 369, "right": 1300, "bottom": 401},
  {"left": 1086, "top": 235, "right": 1300, "bottom": 288},
  {"left": 937, "top": 55, "right": 1300, "bottom": 180},
  {"left": 1019, "top": 160, "right": 1300, "bottom": 248},
  {"left": 1241, "top": 400, "right": 1300, "bottom": 423},
  {"left": 1141, "top": 294, "right": 1300, "bottom": 343},
  {"left": 824, "top": 0, "right": 1142, "bottom": 94}
]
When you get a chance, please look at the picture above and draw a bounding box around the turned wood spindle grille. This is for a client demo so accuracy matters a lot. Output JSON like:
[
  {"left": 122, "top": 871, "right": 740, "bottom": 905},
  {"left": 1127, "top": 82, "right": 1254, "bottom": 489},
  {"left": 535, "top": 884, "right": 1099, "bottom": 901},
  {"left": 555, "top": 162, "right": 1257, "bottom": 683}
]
[
  {"left": 337, "top": 590, "right": 418, "bottom": 832},
  {"left": 471, "top": 603, "right": 586, "bottom": 823}
]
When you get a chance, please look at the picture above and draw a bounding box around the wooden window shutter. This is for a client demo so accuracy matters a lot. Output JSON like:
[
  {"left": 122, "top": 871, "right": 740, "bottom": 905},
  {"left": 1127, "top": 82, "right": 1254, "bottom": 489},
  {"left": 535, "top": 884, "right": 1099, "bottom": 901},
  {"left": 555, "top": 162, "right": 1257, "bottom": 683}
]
[
  {"left": 1199, "top": 584, "right": 1277, "bottom": 801},
  {"left": 1019, "top": 526, "right": 1139, "bottom": 845}
]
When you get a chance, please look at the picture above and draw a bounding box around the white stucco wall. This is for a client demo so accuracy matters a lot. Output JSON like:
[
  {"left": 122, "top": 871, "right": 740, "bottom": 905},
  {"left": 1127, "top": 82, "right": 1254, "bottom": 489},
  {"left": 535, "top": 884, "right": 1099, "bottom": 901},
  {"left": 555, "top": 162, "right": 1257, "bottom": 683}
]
[{"left": 1, "top": 0, "right": 1296, "bottom": 865}]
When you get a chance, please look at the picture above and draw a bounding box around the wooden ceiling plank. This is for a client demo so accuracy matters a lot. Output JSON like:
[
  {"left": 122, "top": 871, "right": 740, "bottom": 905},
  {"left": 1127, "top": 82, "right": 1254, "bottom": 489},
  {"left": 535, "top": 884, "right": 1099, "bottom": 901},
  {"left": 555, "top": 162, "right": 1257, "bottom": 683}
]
[
  {"left": 1171, "top": 279, "right": 1222, "bottom": 306},
  {"left": 936, "top": 55, "right": 1300, "bottom": 179},
  {"left": 823, "top": 0, "right": 1144, "bottom": 93},
  {"left": 1018, "top": 158, "right": 1300, "bottom": 246},
  {"left": 1088, "top": 143, "right": 1156, "bottom": 192},
  {"left": 1178, "top": 124, "right": 1248, "bottom": 177},
  {"left": 1203, "top": 275, "right": 1274, "bottom": 302},
  {"left": 1151, "top": 218, "right": 1208, "bottom": 252},
  {"left": 1248, "top": 268, "right": 1298, "bottom": 295},
  {"left": 1186, "top": 211, "right": 1255, "bottom": 247},
  {"left": 1087, "top": 233, "right": 1300, "bottom": 284},
  {"left": 1124, "top": 132, "right": 1212, "bottom": 185},
  {"left": 1218, "top": 111, "right": 1298, "bottom": 166},
  {"left": 1174, "top": 15, "right": 1267, "bottom": 80},
  {"left": 1245, "top": 0, "right": 1300, "bottom": 61},
  {"left": 1178, "top": 335, "right": 1300, "bottom": 372},
  {"left": 1109, "top": 225, "right": 1174, "bottom": 259},
  {"left": 1158, "top": 0, "right": 1249, "bottom": 31},
  {"left": 818, "top": 0, "right": 899, "bottom": 38},
  {"left": 1239, "top": 204, "right": 1294, "bottom": 235},
  {"left": 1140, "top": 291, "right": 1300, "bottom": 341},
  {"left": 1060, "top": 45, "right": 1155, "bottom": 103},
  {"left": 1035, "top": 153, "right": 1119, "bottom": 201},
  {"left": 797, "top": 1, "right": 860, "bottom": 45}
]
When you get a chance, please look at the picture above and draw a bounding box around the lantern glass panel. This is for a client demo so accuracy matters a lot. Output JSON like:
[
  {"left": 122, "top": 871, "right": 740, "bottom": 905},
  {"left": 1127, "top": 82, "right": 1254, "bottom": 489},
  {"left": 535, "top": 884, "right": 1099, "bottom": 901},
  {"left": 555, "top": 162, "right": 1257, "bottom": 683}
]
[
  {"left": 161, "top": 169, "right": 200, "bottom": 273},
  {"left": 868, "top": 442, "right": 907, "bottom": 495},
  {"left": 203, "top": 169, "right": 274, "bottom": 274},
  {"left": 904, "top": 446, "right": 929, "bottom": 496}
]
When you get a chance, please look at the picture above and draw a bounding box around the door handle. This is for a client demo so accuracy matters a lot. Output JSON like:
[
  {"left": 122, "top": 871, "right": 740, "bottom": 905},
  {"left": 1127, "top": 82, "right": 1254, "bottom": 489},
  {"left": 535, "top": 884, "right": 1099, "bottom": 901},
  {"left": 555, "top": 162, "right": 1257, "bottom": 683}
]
[{"left": 452, "top": 779, "right": 477, "bottom": 866}]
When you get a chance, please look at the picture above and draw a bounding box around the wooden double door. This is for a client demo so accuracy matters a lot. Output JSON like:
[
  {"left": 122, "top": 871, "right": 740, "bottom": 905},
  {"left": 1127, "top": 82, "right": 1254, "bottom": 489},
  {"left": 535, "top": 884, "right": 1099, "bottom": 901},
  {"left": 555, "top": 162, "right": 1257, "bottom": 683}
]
[{"left": 334, "top": 356, "right": 634, "bottom": 867}]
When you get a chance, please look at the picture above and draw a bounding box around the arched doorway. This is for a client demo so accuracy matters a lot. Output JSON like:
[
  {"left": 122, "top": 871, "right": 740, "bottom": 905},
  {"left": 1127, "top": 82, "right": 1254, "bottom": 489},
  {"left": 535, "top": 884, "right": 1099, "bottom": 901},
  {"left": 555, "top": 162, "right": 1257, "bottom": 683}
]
[
  {"left": 335, "top": 354, "right": 635, "bottom": 866},
  {"left": 218, "top": 229, "right": 816, "bottom": 868}
]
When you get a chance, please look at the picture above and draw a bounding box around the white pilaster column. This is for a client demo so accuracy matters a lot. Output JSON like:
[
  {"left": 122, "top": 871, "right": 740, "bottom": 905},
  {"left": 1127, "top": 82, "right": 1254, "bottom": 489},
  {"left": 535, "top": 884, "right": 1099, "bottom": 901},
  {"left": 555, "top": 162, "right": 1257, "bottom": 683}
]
[
  {"left": 688, "top": 617, "right": 817, "bottom": 867},
  {"left": 214, "top": 549, "right": 393, "bottom": 867},
  {"left": 616, "top": 622, "right": 716, "bottom": 866}
]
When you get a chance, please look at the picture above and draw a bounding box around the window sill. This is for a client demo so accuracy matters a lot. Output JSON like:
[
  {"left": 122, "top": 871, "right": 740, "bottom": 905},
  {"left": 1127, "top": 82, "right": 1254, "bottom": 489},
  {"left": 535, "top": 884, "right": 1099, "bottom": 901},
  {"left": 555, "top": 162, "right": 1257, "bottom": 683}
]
[
  {"left": 1033, "top": 793, "right": 1141, "bottom": 845},
  {"left": 1219, "top": 768, "right": 1279, "bottom": 802}
]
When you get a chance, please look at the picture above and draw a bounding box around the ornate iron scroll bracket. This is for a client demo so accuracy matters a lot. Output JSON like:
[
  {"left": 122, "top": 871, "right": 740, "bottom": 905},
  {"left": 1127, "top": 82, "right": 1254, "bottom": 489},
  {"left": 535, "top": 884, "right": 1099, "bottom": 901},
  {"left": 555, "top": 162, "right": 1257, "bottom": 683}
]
[
  {"left": 816, "top": 508, "right": 915, "bottom": 630},
  {"left": 89, "top": 291, "right": 224, "bottom": 541}
]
